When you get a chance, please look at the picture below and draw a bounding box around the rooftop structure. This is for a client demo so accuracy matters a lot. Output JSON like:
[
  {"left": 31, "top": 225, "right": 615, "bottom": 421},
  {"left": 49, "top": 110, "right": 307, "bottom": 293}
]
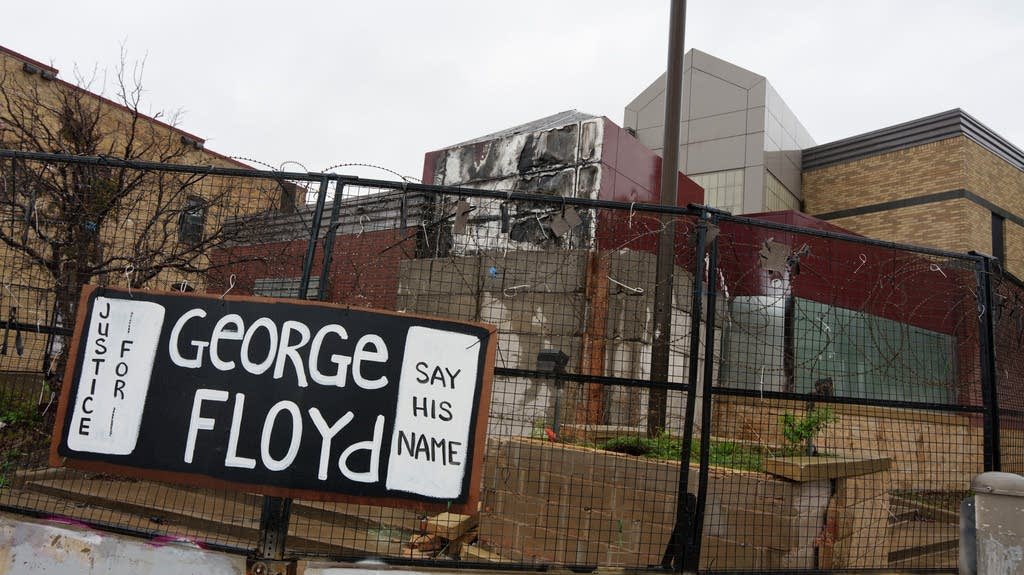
[{"left": 624, "top": 49, "right": 814, "bottom": 215}]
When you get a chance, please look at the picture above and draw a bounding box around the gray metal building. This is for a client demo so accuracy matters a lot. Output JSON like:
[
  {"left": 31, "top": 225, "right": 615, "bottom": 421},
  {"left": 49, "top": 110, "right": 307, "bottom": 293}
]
[{"left": 624, "top": 49, "right": 815, "bottom": 214}]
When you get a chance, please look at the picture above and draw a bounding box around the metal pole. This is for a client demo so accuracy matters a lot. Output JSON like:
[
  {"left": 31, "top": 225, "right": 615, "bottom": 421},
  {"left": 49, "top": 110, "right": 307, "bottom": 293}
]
[
  {"left": 648, "top": 0, "right": 687, "bottom": 438},
  {"left": 972, "top": 253, "right": 1001, "bottom": 471},
  {"left": 256, "top": 496, "right": 292, "bottom": 560}
]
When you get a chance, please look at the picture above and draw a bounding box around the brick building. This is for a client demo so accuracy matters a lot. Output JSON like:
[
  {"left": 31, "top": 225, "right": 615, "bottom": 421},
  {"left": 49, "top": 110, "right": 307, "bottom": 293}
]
[
  {"left": 802, "top": 109, "right": 1024, "bottom": 277},
  {"left": 626, "top": 49, "right": 1024, "bottom": 278},
  {"left": 0, "top": 45, "right": 296, "bottom": 373}
]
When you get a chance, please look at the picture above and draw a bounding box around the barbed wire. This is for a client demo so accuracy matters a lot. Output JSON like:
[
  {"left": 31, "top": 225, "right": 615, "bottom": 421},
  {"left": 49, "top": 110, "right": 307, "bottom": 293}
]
[{"left": 321, "top": 162, "right": 422, "bottom": 183}]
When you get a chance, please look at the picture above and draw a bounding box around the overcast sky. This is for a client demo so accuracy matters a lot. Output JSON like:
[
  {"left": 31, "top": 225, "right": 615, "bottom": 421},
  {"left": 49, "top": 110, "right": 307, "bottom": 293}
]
[{"left": 4, "top": 1, "right": 1022, "bottom": 181}]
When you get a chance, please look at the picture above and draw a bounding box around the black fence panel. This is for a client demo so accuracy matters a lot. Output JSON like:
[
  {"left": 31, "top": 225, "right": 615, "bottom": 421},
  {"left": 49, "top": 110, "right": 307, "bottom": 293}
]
[
  {"left": 705, "top": 213, "right": 984, "bottom": 571},
  {"left": 0, "top": 149, "right": 1001, "bottom": 573},
  {"left": 991, "top": 272, "right": 1024, "bottom": 477},
  {"left": 0, "top": 150, "right": 318, "bottom": 554}
]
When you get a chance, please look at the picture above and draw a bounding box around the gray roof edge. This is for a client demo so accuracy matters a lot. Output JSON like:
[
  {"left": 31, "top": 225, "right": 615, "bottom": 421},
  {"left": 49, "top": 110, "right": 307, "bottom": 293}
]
[
  {"left": 959, "top": 111, "right": 1024, "bottom": 170},
  {"left": 803, "top": 109, "right": 1024, "bottom": 171}
]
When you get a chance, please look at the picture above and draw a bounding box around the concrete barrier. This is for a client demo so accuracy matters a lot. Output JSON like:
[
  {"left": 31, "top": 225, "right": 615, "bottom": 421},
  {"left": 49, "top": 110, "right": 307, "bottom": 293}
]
[
  {"left": 0, "top": 512, "right": 244, "bottom": 574},
  {"left": 971, "top": 472, "right": 1024, "bottom": 575}
]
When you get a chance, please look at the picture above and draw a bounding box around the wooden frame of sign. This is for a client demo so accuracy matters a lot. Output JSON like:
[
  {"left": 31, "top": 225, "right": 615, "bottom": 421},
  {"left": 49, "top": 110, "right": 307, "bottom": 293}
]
[{"left": 50, "top": 286, "right": 496, "bottom": 513}]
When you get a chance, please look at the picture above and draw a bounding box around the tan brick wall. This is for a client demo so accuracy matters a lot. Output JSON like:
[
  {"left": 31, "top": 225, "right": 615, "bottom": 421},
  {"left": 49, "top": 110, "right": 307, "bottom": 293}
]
[
  {"left": 802, "top": 137, "right": 966, "bottom": 216},
  {"left": 0, "top": 50, "right": 293, "bottom": 372},
  {"left": 964, "top": 138, "right": 1024, "bottom": 220},
  {"left": 824, "top": 200, "right": 977, "bottom": 254},
  {"left": 479, "top": 437, "right": 891, "bottom": 569},
  {"left": 963, "top": 200, "right": 994, "bottom": 256},
  {"left": 803, "top": 135, "right": 1024, "bottom": 261},
  {"left": 1007, "top": 221, "right": 1024, "bottom": 278},
  {"left": 712, "top": 396, "right": 982, "bottom": 491}
]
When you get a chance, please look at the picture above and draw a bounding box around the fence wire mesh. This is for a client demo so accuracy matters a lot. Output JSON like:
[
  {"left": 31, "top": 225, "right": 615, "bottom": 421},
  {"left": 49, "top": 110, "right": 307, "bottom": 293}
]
[
  {"left": 707, "top": 214, "right": 983, "bottom": 570},
  {"left": 992, "top": 273, "right": 1024, "bottom": 476},
  {"left": 0, "top": 150, "right": 1005, "bottom": 572},
  {"left": 0, "top": 151, "right": 313, "bottom": 553}
]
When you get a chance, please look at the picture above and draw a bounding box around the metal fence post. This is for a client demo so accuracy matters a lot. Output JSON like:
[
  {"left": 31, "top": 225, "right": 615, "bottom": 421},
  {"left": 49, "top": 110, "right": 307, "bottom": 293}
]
[
  {"left": 252, "top": 176, "right": 330, "bottom": 569},
  {"left": 662, "top": 207, "right": 707, "bottom": 571},
  {"left": 973, "top": 253, "right": 1001, "bottom": 471},
  {"left": 691, "top": 211, "right": 719, "bottom": 566},
  {"left": 316, "top": 181, "right": 346, "bottom": 301},
  {"left": 298, "top": 177, "right": 331, "bottom": 298},
  {"left": 256, "top": 496, "right": 293, "bottom": 561}
]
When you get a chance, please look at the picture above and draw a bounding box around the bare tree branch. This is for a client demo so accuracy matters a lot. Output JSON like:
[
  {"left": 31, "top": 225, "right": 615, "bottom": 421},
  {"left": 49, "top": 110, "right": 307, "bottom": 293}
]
[{"left": 0, "top": 50, "right": 293, "bottom": 392}]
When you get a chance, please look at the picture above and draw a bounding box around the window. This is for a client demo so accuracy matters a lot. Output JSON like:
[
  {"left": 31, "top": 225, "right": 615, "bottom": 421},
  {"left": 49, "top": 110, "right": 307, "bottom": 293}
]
[
  {"left": 791, "top": 299, "right": 955, "bottom": 403},
  {"left": 178, "top": 196, "right": 205, "bottom": 244},
  {"left": 992, "top": 212, "right": 1005, "bottom": 264},
  {"left": 689, "top": 169, "right": 744, "bottom": 214},
  {"left": 764, "top": 171, "right": 800, "bottom": 212},
  {"left": 720, "top": 296, "right": 957, "bottom": 404},
  {"left": 253, "top": 276, "right": 321, "bottom": 299}
]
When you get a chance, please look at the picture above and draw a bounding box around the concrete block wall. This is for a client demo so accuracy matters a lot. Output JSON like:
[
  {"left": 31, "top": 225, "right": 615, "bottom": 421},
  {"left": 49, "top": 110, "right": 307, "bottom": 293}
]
[
  {"left": 479, "top": 437, "right": 890, "bottom": 569},
  {"left": 711, "top": 396, "right": 983, "bottom": 491},
  {"left": 829, "top": 471, "right": 893, "bottom": 568},
  {"left": 396, "top": 249, "right": 712, "bottom": 438}
]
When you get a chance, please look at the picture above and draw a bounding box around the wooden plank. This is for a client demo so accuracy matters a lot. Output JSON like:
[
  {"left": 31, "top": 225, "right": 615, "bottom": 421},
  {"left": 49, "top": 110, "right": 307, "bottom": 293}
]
[
  {"left": 290, "top": 499, "right": 424, "bottom": 532},
  {"left": 461, "top": 544, "right": 503, "bottom": 562},
  {"left": 764, "top": 456, "right": 891, "bottom": 482},
  {"left": 446, "top": 529, "right": 479, "bottom": 557},
  {"left": 888, "top": 491, "right": 959, "bottom": 523},
  {"left": 19, "top": 478, "right": 406, "bottom": 557},
  {"left": 887, "top": 522, "right": 958, "bottom": 563},
  {"left": 424, "top": 511, "right": 478, "bottom": 540}
]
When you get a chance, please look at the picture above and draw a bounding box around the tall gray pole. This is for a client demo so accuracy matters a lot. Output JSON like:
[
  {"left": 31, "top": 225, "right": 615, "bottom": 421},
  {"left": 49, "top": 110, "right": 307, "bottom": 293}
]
[{"left": 648, "top": 0, "right": 687, "bottom": 437}]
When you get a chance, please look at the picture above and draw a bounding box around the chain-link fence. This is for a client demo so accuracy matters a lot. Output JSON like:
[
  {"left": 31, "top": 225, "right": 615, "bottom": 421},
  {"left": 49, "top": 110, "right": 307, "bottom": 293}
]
[{"left": 0, "top": 149, "right": 1007, "bottom": 572}]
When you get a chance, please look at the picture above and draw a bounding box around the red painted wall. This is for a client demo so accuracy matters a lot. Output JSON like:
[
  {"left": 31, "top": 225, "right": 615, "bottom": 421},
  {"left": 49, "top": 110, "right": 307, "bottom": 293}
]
[
  {"left": 208, "top": 228, "right": 415, "bottom": 311},
  {"left": 718, "top": 211, "right": 974, "bottom": 336},
  {"left": 594, "top": 119, "right": 703, "bottom": 265}
]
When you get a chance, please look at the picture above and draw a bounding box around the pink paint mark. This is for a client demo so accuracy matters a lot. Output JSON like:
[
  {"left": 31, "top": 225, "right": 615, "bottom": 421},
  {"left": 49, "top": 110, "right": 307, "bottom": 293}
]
[
  {"left": 148, "top": 535, "right": 206, "bottom": 549},
  {"left": 44, "top": 516, "right": 93, "bottom": 529}
]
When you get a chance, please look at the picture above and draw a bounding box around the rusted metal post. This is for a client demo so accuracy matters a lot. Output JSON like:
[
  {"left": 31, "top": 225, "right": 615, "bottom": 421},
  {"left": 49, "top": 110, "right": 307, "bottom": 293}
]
[{"left": 580, "top": 251, "right": 610, "bottom": 424}]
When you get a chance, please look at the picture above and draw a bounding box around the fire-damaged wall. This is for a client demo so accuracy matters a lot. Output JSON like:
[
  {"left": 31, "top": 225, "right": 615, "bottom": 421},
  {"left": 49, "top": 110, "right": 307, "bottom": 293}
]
[
  {"left": 421, "top": 111, "right": 704, "bottom": 256},
  {"left": 423, "top": 111, "right": 604, "bottom": 193}
]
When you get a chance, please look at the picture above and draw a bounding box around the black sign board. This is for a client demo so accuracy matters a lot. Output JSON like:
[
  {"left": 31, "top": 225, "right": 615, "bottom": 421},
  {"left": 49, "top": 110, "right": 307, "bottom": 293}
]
[{"left": 50, "top": 286, "right": 495, "bottom": 511}]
